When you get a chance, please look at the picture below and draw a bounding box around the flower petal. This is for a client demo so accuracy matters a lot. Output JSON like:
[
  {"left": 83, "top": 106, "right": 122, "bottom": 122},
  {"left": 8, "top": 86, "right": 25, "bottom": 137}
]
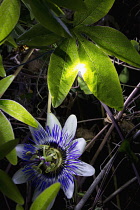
[
  {"left": 62, "top": 179, "right": 74, "bottom": 199},
  {"left": 29, "top": 123, "right": 48, "bottom": 145},
  {"left": 62, "top": 115, "right": 77, "bottom": 145},
  {"left": 46, "top": 113, "right": 62, "bottom": 131},
  {"left": 16, "top": 144, "right": 37, "bottom": 160},
  {"left": 72, "top": 138, "right": 86, "bottom": 155},
  {"left": 12, "top": 168, "right": 29, "bottom": 184},
  {"left": 74, "top": 161, "right": 95, "bottom": 176}
]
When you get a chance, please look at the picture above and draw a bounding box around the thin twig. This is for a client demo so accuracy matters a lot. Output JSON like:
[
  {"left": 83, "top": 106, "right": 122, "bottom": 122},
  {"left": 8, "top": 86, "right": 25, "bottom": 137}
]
[
  {"left": 103, "top": 177, "right": 137, "bottom": 204},
  {"left": 74, "top": 155, "right": 116, "bottom": 210}
]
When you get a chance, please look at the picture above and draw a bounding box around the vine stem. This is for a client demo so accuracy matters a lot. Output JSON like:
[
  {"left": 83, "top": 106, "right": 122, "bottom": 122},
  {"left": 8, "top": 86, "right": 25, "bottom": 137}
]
[
  {"left": 75, "top": 82, "right": 140, "bottom": 210},
  {"left": 0, "top": 49, "right": 34, "bottom": 98},
  {"left": 103, "top": 177, "right": 137, "bottom": 204},
  {"left": 13, "top": 49, "right": 34, "bottom": 77},
  {"left": 74, "top": 155, "right": 116, "bottom": 210},
  {"left": 47, "top": 90, "right": 52, "bottom": 113}
]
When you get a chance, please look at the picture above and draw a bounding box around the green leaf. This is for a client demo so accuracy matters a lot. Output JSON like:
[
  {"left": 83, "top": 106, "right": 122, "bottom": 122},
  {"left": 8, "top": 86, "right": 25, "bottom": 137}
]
[
  {"left": 16, "top": 204, "right": 24, "bottom": 210},
  {"left": 131, "top": 40, "right": 140, "bottom": 52},
  {"left": 17, "top": 24, "right": 61, "bottom": 47},
  {"left": 74, "top": 0, "right": 115, "bottom": 26},
  {"left": 29, "top": 0, "right": 71, "bottom": 37},
  {"left": 51, "top": 0, "right": 85, "bottom": 11},
  {"left": 0, "top": 75, "right": 15, "bottom": 97},
  {"left": 48, "top": 38, "right": 79, "bottom": 107},
  {"left": 0, "top": 100, "right": 38, "bottom": 128},
  {"left": 0, "top": 0, "right": 20, "bottom": 43},
  {"left": 0, "top": 54, "right": 6, "bottom": 77},
  {"left": 0, "top": 169, "right": 24, "bottom": 204},
  {"left": 0, "top": 139, "right": 19, "bottom": 160},
  {"left": 5, "top": 36, "right": 18, "bottom": 48},
  {"left": 119, "top": 67, "right": 129, "bottom": 84},
  {"left": 78, "top": 76, "right": 92, "bottom": 94},
  {"left": 0, "top": 111, "right": 17, "bottom": 165},
  {"left": 30, "top": 182, "right": 61, "bottom": 210},
  {"left": 77, "top": 35, "right": 123, "bottom": 110},
  {"left": 78, "top": 26, "right": 140, "bottom": 68},
  {"left": 119, "top": 139, "right": 138, "bottom": 162}
]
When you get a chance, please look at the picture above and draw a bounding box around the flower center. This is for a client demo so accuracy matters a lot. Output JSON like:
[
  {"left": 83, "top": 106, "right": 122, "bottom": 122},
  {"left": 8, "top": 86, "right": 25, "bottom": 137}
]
[{"left": 27, "top": 145, "right": 62, "bottom": 174}]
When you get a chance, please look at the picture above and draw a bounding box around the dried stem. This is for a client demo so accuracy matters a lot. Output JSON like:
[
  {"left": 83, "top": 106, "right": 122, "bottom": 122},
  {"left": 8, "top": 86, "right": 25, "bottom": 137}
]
[{"left": 103, "top": 177, "right": 137, "bottom": 204}]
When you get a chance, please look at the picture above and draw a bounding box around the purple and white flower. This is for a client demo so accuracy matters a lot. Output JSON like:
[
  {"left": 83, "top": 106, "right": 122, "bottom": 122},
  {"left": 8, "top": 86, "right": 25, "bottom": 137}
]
[{"left": 13, "top": 113, "right": 95, "bottom": 202}]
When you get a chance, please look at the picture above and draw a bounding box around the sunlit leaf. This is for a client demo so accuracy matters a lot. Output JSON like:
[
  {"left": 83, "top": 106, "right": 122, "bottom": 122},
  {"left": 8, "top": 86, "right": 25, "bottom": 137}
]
[
  {"left": 30, "top": 182, "right": 61, "bottom": 210},
  {"left": 0, "top": 75, "right": 15, "bottom": 97},
  {"left": 78, "top": 77, "right": 92, "bottom": 94},
  {"left": 0, "top": 0, "right": 20, "bottom": 43},
  {"left": 0, "top": 54, "right": 6, "bottom": 77},
  {"left": 51, "top": 0, "right": 85, "bottom": 11},
  {"left": 0, "top": 169, "right": 24, "bottom": 204},
  {"left": 74, "top": 0, "right": 115, "bottom": 26},
  {"left": 78, "top": 26, "right": 140, "bottom": 68},
  {"left": 48, "top": 38, "right": 79, "bottom": 107},
  {"left": 0, "top": 111, "right": 17, "bottom": 165},
  {"left": 17, "top": 24, "right": 61, "bottom": 47},
  {"left": 0, "top": 100, "right": 38, "bottom": 128},
  {"left": 29, "top": 0, "right": 71, "bottom": 37},
  {"left": 77, "top": 35, "right": 123, "bottom": 110},
  {"left": 0, "top": 139, "right": 19, "bottom": 160}
]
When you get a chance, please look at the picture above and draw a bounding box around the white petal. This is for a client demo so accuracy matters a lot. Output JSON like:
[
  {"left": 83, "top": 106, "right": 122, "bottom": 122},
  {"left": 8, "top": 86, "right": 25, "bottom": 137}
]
[
  {"left": 72, "top": 138, "right": 86, "bottom": 155},
  {"left": 12, "top": 168, "right": 29, "bottom": 184},
  {"left": 74, "top": 161, "right": 95, "bottom": 176},
  {"left": 62, "top": 115, "right": 77, "bottom": 144},
  {"left": 16, "top": 144, "right": 37, "bottom": 160},
  {"left": 46, "top": 113, "right": 62, "bottom": 131},
  {"left": 63, "top": 180, "right": 74, "bottom": 199},
  {"left": 16, "top": 144, "right": 25, "bottom": 159},
  {"left": 29, "top": 123, "right": 48, "bottom": 145}
]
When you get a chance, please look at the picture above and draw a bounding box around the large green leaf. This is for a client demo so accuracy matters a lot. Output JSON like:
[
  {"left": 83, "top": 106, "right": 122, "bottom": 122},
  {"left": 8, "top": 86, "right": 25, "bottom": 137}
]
[
  {"left": 78, "top": 76, "right": 92, "bottom": 95},
  {"left": 79, "top": 26, "right": 140, "bottom": 68},
  {"left": 0, "top": 75, "right": 15, "bottom": 97},
  {"left": 0, "top": 0, "right": 20, "bottom": 43},
  {"left": 0, "top": 169, "right": 24, "bottom": 204},
  {"left": 77, "top": 36, "right": 123, "bottom": 110},
  {"left": 17, "top": 24, "right": 61, "bottom": 47},
  {"left": 29, "top": 0, "right": 71, "bottom": 37},
  {"left": 0, "top": 100, "right": 38, "bottom": 127},
  {"left": 0, "top": 54, "right": 6, "bottom": 77},
  {"left": 51, "top": 0, "right": 85, "bottom": 11},
  {"left": 74, "top": 0, "right": 115, "bottom": 26},
  {"left": 30, "top": 182, "right": 61, "bottom": 210},
  {"left": 48, "top": 38, "right": 79, "bottom": 107},
  {"left": 0, "top": 111, "right": 17, "bottom": 165},
  {"left": 0, "top": 139, "right": 19, "bottom": 160}
]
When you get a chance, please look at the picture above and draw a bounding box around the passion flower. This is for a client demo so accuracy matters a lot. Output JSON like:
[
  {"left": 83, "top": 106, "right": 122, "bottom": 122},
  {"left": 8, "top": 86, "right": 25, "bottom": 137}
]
[{"left": 13, "top": 113, "right": 95, "bottom": 202}]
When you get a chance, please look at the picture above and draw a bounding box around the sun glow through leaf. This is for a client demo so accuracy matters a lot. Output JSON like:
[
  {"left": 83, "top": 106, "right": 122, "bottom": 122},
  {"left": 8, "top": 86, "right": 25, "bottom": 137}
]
[{"left": 75, "top": 63, "right": 87, "bottom": 75}]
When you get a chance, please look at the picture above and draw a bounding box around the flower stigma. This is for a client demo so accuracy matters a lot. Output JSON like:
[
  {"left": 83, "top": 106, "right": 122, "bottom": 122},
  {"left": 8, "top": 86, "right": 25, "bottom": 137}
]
[{"left": 26, "top": 145, "right": 62, "bottom": 174}]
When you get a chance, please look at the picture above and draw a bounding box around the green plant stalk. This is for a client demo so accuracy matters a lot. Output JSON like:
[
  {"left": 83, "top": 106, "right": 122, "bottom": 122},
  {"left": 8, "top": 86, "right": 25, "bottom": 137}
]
[
  {"left": 13, "top": 49, "right": 34, "bottom": 77},
  {"left": 47, "top": 90, "right": 52, "bottom": 113}
]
